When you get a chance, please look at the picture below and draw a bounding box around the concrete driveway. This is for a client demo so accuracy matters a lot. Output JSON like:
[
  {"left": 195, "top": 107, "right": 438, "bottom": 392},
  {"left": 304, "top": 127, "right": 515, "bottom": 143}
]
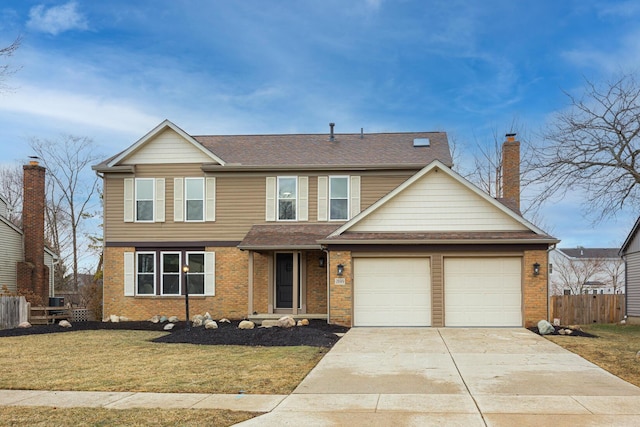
[{"left": 237, "top": 328, "right": 640, "bottom": 426}]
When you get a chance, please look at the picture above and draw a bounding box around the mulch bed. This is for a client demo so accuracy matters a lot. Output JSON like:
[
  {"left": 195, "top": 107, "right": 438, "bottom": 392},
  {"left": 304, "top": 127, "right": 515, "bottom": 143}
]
[
  {"left": 528, "top": 325, "right": 597, "bottom": 338},
  {"left": 0, "top": 319, "right": 349, "bottom": 348}
]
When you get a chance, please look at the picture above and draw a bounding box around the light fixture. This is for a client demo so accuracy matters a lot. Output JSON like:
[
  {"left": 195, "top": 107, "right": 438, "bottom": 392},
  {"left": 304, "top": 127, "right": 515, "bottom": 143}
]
[
  {"left": 337, "top": 264, "right": 344, "bottom": 276},
  {"left": 183, "top": 265, "right": 190, "bottom": 274},
  {"left": 319, "top": 256, "right": 325, "bottom": 268},
  {"left": 533, "top": 262, "right": 540, "bottom": 276}
]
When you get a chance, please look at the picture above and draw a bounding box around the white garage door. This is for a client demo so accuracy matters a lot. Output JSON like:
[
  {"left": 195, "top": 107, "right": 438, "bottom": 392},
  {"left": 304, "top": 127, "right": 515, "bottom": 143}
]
[
  {"left": 444, "top": 257, "right": 522, "bottom": 327},
  {"left": 354, "top": 258, "right": 431, "bottom": 327}
]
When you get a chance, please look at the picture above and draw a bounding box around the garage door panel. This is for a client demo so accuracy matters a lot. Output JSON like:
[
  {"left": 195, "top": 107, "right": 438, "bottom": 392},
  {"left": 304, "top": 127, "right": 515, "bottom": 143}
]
[
  {"left": 444, "top": 257, "right": 522, "bottom": 327},
  {"left": 354, "top": 258, "right": 431, "bottom": 327}
]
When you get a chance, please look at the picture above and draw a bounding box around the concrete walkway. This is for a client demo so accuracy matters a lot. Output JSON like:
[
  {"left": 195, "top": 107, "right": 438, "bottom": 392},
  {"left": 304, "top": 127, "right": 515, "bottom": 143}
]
[
  {"left": 3, "top": 328, "right": 640, "bottom": 426},
  {"left": 236, "top": 328, "right": 640, "bottom": 426}
]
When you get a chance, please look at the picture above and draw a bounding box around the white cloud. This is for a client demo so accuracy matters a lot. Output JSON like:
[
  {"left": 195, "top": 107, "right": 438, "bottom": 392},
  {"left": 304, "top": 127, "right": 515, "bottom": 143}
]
[{"left": 27, "top": 2, "right": 88, "bottom": 35}]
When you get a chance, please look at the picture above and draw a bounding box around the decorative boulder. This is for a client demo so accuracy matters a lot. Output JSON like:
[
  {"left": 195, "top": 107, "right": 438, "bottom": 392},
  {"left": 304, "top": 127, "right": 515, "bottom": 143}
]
[
  {"left": 192, "top": 317, "right": 204, "bottom": 327},
  {"left": 159, "top": 315, "right": 168, "bottom": 323},
  {"left": 110, "top": 314, "right": 120, "bottom": 323},
  {"left": 219, "top": 318, "right": 231, "bottom": 323},
  {"left": 568, "top": 325, "right": 582, "bottom": 331},
  {"left": 168, "top": 316, "right": 179, "bottom": 323},
  {"left": 300, "top": 318, "right": 309, "bottom": 326},
  {"left": 558, "top": 328, "right": 567, "bottom": 335},
  {"left": 150, "top": 315, "right": 160, "bottom": 324},
  {"left": 59, "top": 320, "right": 72, "bottom": 328},
  {"left": 537, "top": 320, "right": 555, "bottom": 335},
  {"left": 261, "top": 320, "right": 279, "bottom": 328},
  {"left": 204, "top": 312, "right": 213, "bottom": 320},
  {"left": 239, "top": 320, "right": 255, "bottom": 329},
  {"left": 192, "top": 314, "right": 204, "bottom": 322},
  {"left": 204, "top": 319, "right": 218, "bottom": 329},
  {"left": 163, "top": 323, "right": 175, "bottom": 330},
  {"left": 277, "top": 316, "right": 295, "bottom": 328},
  {"left": 119, "top": 316, "right": 129, "bottom": 322},
  {"left": 18, "top": 321, "right": 32, "bottom": 328}
]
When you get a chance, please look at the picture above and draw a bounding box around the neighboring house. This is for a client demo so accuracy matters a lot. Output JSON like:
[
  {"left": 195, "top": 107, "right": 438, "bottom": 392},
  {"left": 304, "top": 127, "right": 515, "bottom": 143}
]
[
  {"left": 548, "top": 248, "right": 625, "bottom": 296},
  {"left": 94, "top": 121, "right": 557, "bottom": 327},
  {"left": 621, "top": 218, "right": 640, "bottom": 323},
  {"left": 0, "top": 163, "right": 58, "bottom": 301}
]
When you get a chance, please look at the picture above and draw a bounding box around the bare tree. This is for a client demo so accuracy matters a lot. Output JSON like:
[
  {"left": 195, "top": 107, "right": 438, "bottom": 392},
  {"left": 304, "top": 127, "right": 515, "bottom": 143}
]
[
  {"left": 527, "top": 73, "right": 640, "bottom": 221},
  {"left": 603, "top": 257, "right": 625, "bottom": 294},
  {"left": 0, "top": 36, "right": 21, "bottom": 91},
  {"left": 550, "top": 255, "right": 606, "bottom": 295},
  {"left": 29, "top": 135, "right": 101, "bottom": 292},
  {"left": 0, "top": 163, "right": 23, "bottom": 225}
]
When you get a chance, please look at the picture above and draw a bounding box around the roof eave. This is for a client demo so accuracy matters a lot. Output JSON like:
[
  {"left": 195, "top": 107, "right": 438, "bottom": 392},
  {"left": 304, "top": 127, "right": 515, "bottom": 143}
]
[
  {"left": 202, "top": 163, "right": 435, "bottom": 172},
  {"left": 318, "top": 238, "right": 560, "bottom": 245},
  {"left": 238, "top": 244, "right": 323, "bottom": 251},
  {"left": 92, "top": 165, "right": 135, "bottom": 173}
]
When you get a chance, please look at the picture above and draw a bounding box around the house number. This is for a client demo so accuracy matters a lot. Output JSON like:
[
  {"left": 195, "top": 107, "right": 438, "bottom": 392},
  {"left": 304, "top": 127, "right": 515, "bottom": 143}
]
[{"left": 334, "top": 278, "right": 346, "bottom": 285}]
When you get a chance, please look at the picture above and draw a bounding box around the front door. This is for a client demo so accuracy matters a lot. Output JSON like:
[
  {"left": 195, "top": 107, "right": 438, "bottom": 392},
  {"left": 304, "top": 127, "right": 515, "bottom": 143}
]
[{"left": 276, "top": 253, "right": 294, "bottom": 308}]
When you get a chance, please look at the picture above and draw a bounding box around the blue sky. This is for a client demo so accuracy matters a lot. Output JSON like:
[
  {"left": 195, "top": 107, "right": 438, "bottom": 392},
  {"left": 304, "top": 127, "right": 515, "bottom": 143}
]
[{"left": 0, "top": 0, "right": 638, "bottom": 250}]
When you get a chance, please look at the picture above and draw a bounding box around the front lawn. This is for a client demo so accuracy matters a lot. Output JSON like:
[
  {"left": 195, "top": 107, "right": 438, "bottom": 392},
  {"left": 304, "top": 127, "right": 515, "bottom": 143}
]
[{"left": 546, "top": 323, "right": 640, "bottom": 388}]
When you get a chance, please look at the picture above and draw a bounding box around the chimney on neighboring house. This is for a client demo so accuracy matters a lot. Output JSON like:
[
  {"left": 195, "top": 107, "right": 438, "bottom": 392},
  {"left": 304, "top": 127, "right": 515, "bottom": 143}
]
[
  {"left": 17, "top": 159, "right": 49, "bottom": 305},
  {"left": 502, "top": 133, "right": 520, "bottom": 210}
]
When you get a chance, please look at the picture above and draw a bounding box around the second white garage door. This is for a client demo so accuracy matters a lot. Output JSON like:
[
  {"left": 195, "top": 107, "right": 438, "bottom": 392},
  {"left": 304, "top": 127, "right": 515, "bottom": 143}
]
[
  {"left": 444, "top": 257, "right": 522, "bottom": 327},
  {"left": 353, "top": 258, "right": 431, "bottom": 327}
]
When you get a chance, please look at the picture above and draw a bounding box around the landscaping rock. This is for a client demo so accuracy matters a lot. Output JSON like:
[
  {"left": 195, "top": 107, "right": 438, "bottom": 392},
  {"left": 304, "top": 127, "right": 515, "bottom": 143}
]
[
  {"left": 277, "top": 316, "right": 295, "bottom": 328},
  {"left": 119, "top": 316, "right": 129, "bottom": 322},
  {"left": 261, "top": 320, "right": 279, "bottom": 328},
  {"left": 537, "top": 320, "right": 555, "bottom": 335},
  {"left": 192, "top": 314, "right": 204, "bottom": 322},
  {"left": 18, "top": 321, "right": 32, "bottom": 328},
  {"left": 219, "top": 318, "right": 231, "bottom": 323},
  {"left": 558, "top": 328, "right": 568, "bottom": 335},
  {"left": 239, "top": 320, "right": 255, "bottom": 329},
  {"left": 59, "top": 320, "right": 72, "bottom": 328},
  {"left": 110, "top": 314, "right": 120, "bottom": 323},
  {"left": 150, "top": 315, "right": 160, "bottom": 324},
  {"left": 192, "top": 317, "right": 204, "bottom": 327},
  {"left": 164, "top": 323, "right": 175, "bottom": 330},
  {"left": 204, "top": 320, "right": 218, "bottom": 329},
  {"left": 568, "top": 325, "right": 582, "bottom": 331},
  {"left": 204, "top": 312, "right": 212, "bottom": 320},
  {"left": 168, "top": 316, "right": 179, "bottom": 323},
  {"left": 159, "top": 315, "right": 168, "bottom": 323},
  {"left": 300, "top": 318, "right": 309, "bottom": 326}
]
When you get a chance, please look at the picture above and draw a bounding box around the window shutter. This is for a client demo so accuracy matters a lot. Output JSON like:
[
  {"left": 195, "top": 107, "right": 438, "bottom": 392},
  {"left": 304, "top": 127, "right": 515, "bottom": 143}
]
[
  {"left": 124, "top": 252, "right": 135, "bottom": 296},
  {"left": 204, "top": 251, "right": 215, "bottom": 296},
  {"left": 298, "top": 176, "right": 308, "bottom": 221},
  {"left": 317, "top": 176, "right": 328, "bottom": 221},
  {"left": 205, "top": 177, "right": 216, "bottom": 221},
  {"left": 350, "top": 176, "right": 361, "bottom": 218},
  {"left": 265, "top": 177, "right": 276, "bottom": 221},
  {"left": 174, "top": 178, "right": 184, "bottom": 222},
  {"left": 124, "top": 178, "right": 134, "bottom": 222},
  {"left": 155, "top": 178, "right": 165, "bottom": 222}
]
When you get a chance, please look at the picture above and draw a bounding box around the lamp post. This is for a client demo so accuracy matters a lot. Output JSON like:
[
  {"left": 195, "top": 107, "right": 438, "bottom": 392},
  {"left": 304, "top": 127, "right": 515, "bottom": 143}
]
[{"left": 183, "top": 264, "right": 190, "bottom": 331}]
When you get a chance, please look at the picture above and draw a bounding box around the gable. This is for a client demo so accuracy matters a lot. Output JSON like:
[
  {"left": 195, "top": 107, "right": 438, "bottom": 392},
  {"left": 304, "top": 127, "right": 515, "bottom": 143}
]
[
  {"left": 121, "top": 128, "right": 216, "bottom": 165},
  {"left": 350, "top": 167, "right": 528, "bottom": 233}
]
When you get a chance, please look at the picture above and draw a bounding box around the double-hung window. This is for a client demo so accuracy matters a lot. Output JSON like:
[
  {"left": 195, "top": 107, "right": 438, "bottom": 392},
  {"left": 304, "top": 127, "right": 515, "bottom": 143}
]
[
  {"left": 185, "top": 178, "right": 204, "bottom": 221},
  {"left": 278, "top": 177, "right": 297, "bottom": 220},
  {"left": 161, "top": 252, "right": 181, "bottom": 295},
  {"left": 136, "top": 252, "right": 156, "bottom": 295},
  {"left": 135, "top": 179, "right": 155, "bottom": 222},
  {"left": 329, "top": 176, "right": 349, "bottom": 220},
  {"left": 185, "top": 252, "right": 205, "bottom": 295}
]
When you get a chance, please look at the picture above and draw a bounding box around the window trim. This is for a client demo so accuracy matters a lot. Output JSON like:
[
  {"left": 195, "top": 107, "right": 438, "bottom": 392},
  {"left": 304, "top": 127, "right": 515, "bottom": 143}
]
[
  {"left": 135, "top": 178, "right": 155, "bottom": 222},
  {"left": 184, "top": 177, "right": 205, "bottom": 222},
  {"left": 277, "top": 176, "right": 298, "bottom": 221},
  {"left": 160, "top": 251, "right": 182, "bottom": 296},
  {"left": 185, "top": 251, "right": 206, "bottom": 296},
  {"left": 136, "top": 251, "right": 156, "bottom": 295},
  {"left": 329, "top": 176, "right": 349, "bottom": 221}
]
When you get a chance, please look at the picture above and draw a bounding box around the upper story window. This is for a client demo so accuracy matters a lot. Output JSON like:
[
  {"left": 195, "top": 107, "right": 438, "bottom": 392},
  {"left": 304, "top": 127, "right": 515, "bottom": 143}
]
[
  {"left": 161, "top": 252, "right": 181, "bottom": 295},
  {"left": 329, "top": 176, "right": 349, "bottom": 220},
  {"left": 136, "top": 252, "right": 156, "bottom": 295},
  {"left": 185, "top": 178, "right": 204, "bottom": 221},
  {"left": 135, "top": 179, "right": 155, "bottom": 222},
  {"left": 278, "top": 177, "right": 297, "bottom": 221}
]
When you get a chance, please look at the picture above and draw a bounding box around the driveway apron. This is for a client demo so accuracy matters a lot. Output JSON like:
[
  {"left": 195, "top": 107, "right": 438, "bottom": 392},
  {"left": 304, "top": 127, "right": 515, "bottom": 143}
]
[{"left": 236, "top": 328, "right": 640, "bottom": 426}]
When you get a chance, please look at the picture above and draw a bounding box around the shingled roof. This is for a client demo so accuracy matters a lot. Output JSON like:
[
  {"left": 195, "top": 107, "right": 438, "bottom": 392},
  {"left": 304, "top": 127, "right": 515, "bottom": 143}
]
[{"left": 558, "top": 248, "right": 621, "bottom": 259}]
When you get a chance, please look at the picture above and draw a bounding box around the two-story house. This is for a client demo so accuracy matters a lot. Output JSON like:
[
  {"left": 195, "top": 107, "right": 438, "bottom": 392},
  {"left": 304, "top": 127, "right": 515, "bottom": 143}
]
[{"left": 94, "top": 121, "right": 557, "bottom": 327}]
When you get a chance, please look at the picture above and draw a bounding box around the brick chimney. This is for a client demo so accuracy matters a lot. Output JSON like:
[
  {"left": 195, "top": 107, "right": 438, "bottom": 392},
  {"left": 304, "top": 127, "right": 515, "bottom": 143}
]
[
  {"left": 17, "top": 160, "right": 49, "bottom": 305},
  {"left": 502, "top": 133, "right": 520, "bottom": 210}
]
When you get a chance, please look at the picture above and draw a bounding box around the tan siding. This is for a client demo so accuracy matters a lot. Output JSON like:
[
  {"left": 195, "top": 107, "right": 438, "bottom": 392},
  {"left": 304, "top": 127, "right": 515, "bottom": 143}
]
[
  {"left": 0, "top": 221, "right": 23, "bottom": 293},
  {"left": 124, "top": 129, "right": 214, "bottom": 164},
  {"left": 627, "top": 253, "right": 640, "bottom": 317},
  {"left": 431, "top": 254, "right": 443, "bottom": 327},
  {"left": 352, "top": 169, "right": 528, "bottom": 232},
  {"left": 104, "top": 167, "right": 419, "bottom": 243}
]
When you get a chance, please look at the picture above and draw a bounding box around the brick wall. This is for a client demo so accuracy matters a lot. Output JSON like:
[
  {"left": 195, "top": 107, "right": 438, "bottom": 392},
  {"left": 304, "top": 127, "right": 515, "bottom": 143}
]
[
  {"left": 305, "top": 250, "right": 327, "bottom": 313},
  {"left": 328, "top": 251, "right": 353, "bottom": 326},
  {"left": 103, "top": 246, "right": 249, "bottom": 321},
  {"left": 502, "top": 138, "right": 520, "bottom": 210},
  {"left": 251, "top": 252, "right": 269, "bottom": 314},
  {"left": 523, "top": 249, "right": 549, "bottom": 327}
]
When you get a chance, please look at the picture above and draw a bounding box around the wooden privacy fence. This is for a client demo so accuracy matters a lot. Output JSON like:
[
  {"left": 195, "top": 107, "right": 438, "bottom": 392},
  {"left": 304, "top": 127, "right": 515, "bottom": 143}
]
[
  {"left": 0, "top": 296, "right": 29, "bottom": 329},
  {"left": 550, "top": 294, "right": 625, "bottom": 325}
]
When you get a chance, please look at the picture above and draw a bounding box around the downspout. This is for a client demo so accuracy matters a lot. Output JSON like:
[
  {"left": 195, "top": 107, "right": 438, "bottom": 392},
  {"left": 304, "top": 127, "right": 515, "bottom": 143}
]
[{"left": 547, "top": 243, "right": 556, "bottom": 321}]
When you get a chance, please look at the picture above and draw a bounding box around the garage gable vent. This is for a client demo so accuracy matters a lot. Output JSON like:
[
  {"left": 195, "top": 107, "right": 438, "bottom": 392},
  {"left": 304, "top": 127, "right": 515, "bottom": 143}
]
[{"left": 413, "top": 138, "right": 430, "bottom": 147}]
